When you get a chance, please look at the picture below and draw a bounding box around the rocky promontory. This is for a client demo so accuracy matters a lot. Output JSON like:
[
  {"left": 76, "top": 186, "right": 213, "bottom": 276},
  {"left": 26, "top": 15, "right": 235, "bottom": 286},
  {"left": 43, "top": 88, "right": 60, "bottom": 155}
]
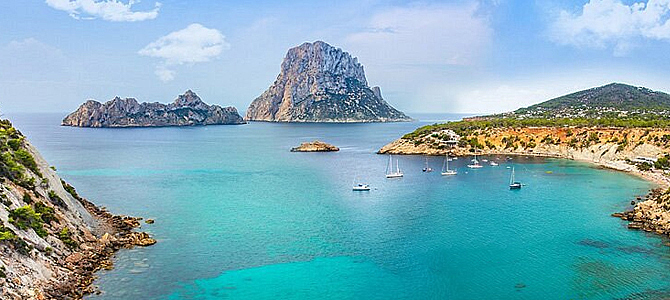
[
  {"left": 245, "top": 41, "right": 411, "bottom": 123},
  {"left": 63, "top": 90, "right": 245, "bottom": 127},
  {"left": 615, "top": 188, "right": 670, "bottom": 240},
  {"left": 0, "top": 119, "right": 155, "bottom": 299},
  {"left": 290, "top": 140, "right": 339, "bottom": 152}
]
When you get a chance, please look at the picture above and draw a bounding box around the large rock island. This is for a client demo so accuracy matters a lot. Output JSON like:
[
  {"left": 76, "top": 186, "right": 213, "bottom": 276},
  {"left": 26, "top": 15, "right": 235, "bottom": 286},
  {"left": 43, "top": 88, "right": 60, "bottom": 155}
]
[
  {"left": 63, "top": 90, "right": 245, "bottom": 127},
  {"left": 245, "top": 41, "right": 411, "bottom": 122}
]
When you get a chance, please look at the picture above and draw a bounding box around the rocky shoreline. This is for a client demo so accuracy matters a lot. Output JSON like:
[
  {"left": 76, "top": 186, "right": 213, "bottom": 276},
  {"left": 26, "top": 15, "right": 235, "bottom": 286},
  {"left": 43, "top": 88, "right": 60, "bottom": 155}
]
[
  {"left": 50, "top": 195, "right": 157, "bottom": 299},
  {"left": 612, "top": 188, "right": 670, "bottom": 243}
]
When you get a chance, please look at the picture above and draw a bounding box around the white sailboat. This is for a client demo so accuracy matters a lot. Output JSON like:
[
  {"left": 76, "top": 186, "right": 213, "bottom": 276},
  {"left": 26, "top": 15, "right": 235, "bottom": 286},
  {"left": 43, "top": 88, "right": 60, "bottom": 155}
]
[
  {"left": 467, "top": 153, "right": 483, "bottom": 169},
  {"left": 441, "top": 154, "right": 457, "bottom": 176},
  {"left": 422, "top": 157, "right": 433, "bottom": 172},
  {"left": 509, "top": 167, "right": 522, "bottom": 189},
  {"left": 385, "top": 155, "right": 404, "bottom": 178}
]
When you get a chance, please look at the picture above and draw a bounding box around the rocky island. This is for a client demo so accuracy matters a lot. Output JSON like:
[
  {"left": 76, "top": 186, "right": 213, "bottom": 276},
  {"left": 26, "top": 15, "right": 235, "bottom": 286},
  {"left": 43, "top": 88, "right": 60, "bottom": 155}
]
[
  {"left": 380, "top": 82, "right": 670, "bottom": 243},
  {"left": 290, "top": 140, "right": 339, "bottom": 152},
  {"left": 62, "top": 90, "right": 245, "bottom": 127},
  {"left": 0, "top": 118, "right": 155, "bottom": 299},
  {"left": 245, "top": 41, "right": 411, "bottom": 123}
]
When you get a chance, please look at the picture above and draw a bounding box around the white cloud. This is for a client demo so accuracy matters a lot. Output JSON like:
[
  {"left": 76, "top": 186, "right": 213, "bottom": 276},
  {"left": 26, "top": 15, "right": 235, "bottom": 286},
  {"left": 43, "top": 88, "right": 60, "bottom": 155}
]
[
  {"left": 155, "top": 66, "right": 175, "bottom": 82},
  {"left": 0, "top": 38, "right": 71, "bottom": 82},
  {"left": 345, "top": 3, "right": 492, "bottom": 66},
  {"left": 45, "top": 0, "right": 160, "bottom": 22},
  {"left": 139, "top": 23, "right": 229, "bottom": 82},
  {"left": 550, "top": 0, "right": 670, "bottom": 54}
]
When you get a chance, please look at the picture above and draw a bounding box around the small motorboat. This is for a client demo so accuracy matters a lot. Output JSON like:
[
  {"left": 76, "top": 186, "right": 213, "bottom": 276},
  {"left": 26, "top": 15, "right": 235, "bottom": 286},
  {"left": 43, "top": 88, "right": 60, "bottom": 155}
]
[{"left": 490, "top": 161, "right": 499, "bottom": 166}]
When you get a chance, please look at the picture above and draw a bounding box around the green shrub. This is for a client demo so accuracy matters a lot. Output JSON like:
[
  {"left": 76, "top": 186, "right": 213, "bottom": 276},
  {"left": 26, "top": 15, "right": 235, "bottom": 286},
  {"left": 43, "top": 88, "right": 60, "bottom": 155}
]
[
  {"left": 9, "top": 206, "right": 47, "bottom": 238},
  {"left": 7, "top": 138, "right": 21, "bottom": 151},
  {"left": 22, "top": 193, "right": 32, "bottom": 204},
  {"left": 57, "top": 227, "right": 77, "bottom": 248},
  {"left": 655, "top": 155, "right": 670, "bottom": 170},
  {"left": 14, "top": 149, "right": 41, "bottom": 177},
  {"left": 0, "top": 223, "right": 29, "bottom": 255},
  {"left": 637, "top": 162, "right": 653, "bottom": 171},
  {"left": 34, "top": 202, "right": 56, "bottom": 224},
  {"left": 48, "top": 190, "right": 65, "bottom": 207}
]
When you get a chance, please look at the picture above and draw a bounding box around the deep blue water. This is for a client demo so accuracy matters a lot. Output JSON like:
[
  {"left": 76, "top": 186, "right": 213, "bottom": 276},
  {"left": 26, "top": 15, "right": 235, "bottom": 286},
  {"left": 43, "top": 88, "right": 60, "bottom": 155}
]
[{"left": 8, "top": 113, "right": 670, "bottom": 300}]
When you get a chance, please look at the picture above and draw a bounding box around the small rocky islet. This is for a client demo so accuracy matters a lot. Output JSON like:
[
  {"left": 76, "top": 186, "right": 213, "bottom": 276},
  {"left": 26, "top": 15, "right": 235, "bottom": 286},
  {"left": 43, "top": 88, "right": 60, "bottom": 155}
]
[
  {"left": 290, "top": 140, "right": 339, "bottom": 152},
  {"left": 62, "top": 90, "right": 245, "bottom": 127}
]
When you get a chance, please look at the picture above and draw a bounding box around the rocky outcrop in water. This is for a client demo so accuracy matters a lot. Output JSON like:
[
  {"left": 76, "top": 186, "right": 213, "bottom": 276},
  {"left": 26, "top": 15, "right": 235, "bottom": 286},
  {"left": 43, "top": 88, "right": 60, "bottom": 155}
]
[
  {"left": 0, "top": 119, "right": 155, "bottom": 299},
  {"left": 63, "top": 90, "right": 245, "bottom": 127},
  {"left": 290, "top": 140, "right": 339, "bottom": 152},
  {"left": 614, "top": 188, "right": 670, "bottom": 242},
  {"left": 245, "top": 41, "right": 411, "bottom": 122}
]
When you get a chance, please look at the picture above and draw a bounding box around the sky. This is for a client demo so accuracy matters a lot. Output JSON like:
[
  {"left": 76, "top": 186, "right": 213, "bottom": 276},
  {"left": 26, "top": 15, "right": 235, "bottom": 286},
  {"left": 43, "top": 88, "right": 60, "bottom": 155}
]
[{"left": 3, "top": 0, "right": 670, "bottom": 114}]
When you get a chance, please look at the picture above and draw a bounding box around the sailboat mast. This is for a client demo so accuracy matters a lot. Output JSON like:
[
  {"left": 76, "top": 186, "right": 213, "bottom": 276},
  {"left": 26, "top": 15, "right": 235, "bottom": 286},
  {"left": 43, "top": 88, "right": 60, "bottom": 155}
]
[{"left": 510, "top": 167, "right": 515, "bottom": 184}]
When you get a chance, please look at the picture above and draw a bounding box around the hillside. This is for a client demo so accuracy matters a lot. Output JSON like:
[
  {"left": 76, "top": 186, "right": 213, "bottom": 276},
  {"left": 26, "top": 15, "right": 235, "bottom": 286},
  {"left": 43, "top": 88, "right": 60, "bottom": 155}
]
[
  {"left": 0, "top": 119, "right": 155, "bottom": 299},
  {"left": 509, "top": 83, "right": 670, "bottom": 119},
  {"left": 380, "top": 83, "right": 670, "bottom": 180}
]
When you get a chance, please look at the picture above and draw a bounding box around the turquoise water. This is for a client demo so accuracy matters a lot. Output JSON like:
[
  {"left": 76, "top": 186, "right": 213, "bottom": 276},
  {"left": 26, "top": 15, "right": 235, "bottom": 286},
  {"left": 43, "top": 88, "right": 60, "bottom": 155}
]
[{"left": 10, "top": 113, "right": 670, "bottom": 299}]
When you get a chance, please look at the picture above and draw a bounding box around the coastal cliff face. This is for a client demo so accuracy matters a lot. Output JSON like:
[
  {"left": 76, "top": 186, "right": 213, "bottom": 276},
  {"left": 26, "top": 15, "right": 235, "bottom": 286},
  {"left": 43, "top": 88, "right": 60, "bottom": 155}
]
[
  {"left": 0, "top": 119, "right": 155, "bottom": 299},
  {"left": 380, "top": 127, "right": 670, "bottom": 164},
  {"left": 62, "top": 90, "right": 245, "bottom": 127},
  {"left": 245, "top": 41, "right": 411, "bottom": 122}
]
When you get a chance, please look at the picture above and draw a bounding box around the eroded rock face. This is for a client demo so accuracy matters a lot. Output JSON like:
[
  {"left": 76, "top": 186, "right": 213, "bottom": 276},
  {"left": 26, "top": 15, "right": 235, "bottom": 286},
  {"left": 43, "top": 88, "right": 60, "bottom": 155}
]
[
  {"left": 62, "top": 90, "right": 245, "bottom": 127},
  {"left": 245, "top": 41, "right": 411, "bottom": 123}
]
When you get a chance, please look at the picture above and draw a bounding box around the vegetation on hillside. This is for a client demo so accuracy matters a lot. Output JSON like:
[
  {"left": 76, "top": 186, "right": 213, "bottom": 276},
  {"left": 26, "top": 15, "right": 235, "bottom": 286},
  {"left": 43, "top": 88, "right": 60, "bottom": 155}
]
[{"left": 0, "top": 119, "right": 41, "bottom": 189}]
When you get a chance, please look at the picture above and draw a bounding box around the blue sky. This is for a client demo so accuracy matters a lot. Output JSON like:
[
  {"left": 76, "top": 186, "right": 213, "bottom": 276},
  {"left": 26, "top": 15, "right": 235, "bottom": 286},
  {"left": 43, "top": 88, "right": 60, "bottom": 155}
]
[{"left": 3, "top": 0, "right": 670, "bottom": 114}]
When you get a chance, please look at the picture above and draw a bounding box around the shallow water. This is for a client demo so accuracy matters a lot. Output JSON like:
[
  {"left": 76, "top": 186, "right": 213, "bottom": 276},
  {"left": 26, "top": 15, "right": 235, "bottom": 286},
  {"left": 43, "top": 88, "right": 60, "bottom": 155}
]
[{"left": 9, "top": 113, "right": 670, "bottom": 300}]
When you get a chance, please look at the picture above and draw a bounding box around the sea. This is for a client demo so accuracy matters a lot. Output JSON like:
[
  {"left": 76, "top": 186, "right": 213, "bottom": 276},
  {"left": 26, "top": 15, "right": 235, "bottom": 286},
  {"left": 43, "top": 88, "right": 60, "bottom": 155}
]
[{"left": 8, "top": 112, "right": 670, "bottom": 300}]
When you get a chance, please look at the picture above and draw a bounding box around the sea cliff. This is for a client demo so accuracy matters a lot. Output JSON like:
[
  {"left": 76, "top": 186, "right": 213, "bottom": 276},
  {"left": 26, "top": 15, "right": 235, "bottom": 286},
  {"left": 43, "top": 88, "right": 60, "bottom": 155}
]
[
  {"left": 63, "top": 90, "right": 244, "bottom": 127},
  {"left": 245, "top": 41, "right": 411, "bottom": 123},
  {"left": 0, "top": 119, "right": 155, "bottom": 299}
]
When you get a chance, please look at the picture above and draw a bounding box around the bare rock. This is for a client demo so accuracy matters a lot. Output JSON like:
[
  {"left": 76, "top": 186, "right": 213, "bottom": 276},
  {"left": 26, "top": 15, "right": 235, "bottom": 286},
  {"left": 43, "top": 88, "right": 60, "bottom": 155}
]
[
  {"left": 245, "top": 41, "right": 411, "bottom": 123},
  {"left": 290, "top": 140, "right": 339, "bottom": 152},
  {"left": 63, "top": 90, "right": 245, "bottom": 127}
]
